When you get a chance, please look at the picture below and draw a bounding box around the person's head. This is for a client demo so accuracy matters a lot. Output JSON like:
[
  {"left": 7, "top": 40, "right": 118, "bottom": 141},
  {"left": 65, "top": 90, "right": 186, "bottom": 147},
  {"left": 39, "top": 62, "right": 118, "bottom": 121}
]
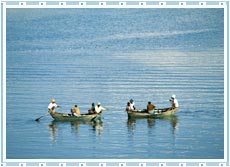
[
  {"left": 97, "top": 102, "right": 101, "bottom": 107},
  {"left": 148, "top": 101, "right": 151, "bottom": 104},
  {"left": 127, "top": 102, "right": 130, "bottom": 106},
  {"left": 130, "top": 99, "right": 134, "bottom": 103},
  {"left": 171, "top": 94, "right": 176, "bottom": 99},
  {"left": 92, "top": 103, "right": 95, "bottom": 106},
  {"left": 75, "top": 105, "right": 78, "bottom": 107},
  {"left": 51, "top": 98, "right": 56, "bottom": 103}
]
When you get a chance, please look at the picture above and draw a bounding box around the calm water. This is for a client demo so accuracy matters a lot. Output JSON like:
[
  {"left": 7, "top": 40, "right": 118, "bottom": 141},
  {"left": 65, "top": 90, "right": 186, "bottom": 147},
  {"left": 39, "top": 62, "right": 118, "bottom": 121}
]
[{"left": 6, "top": 9, "right": 224, "bottom": 159}]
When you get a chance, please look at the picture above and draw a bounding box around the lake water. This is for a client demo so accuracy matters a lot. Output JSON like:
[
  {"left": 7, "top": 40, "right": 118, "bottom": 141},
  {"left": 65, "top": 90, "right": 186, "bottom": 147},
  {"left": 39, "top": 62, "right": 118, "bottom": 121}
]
[{"left": 6, "top": 8, "right": 224, "bottom": 159}]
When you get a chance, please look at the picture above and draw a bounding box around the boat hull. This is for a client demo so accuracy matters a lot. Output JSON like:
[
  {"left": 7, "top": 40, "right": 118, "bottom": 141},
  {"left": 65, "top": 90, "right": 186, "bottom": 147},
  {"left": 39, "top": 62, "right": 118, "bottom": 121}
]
[
  {"left": 50, "top": 112, "right": 101, "bottom": 122},
  {"left": 127, "top": 107, "right": 179, "bottom": 119}
]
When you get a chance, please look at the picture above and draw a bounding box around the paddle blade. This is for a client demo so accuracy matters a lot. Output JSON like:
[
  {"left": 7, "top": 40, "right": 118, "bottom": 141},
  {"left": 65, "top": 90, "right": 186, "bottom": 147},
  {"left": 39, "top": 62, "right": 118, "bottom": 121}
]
[{"left": 35, "top": 118, "right": 40, "bottom": 121}]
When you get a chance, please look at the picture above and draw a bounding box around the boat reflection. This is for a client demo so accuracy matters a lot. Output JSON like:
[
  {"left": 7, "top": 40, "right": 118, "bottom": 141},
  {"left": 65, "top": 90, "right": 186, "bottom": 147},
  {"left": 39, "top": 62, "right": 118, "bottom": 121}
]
[
  {"left": 127, "top": 115, "right": 179, "bottom": 133},
  {"left": 49, "top": 120, "right": 103, "bottom": 142}
]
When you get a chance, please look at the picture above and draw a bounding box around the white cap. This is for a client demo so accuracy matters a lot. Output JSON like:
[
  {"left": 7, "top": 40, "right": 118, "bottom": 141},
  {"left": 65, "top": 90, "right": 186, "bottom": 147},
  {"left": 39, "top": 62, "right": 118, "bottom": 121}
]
[
  {"left": 97, "top": 102, "right": 101, "bottom": 105},
  {"left": 171, "top": 94, "right": 176, "bottom": 99}
]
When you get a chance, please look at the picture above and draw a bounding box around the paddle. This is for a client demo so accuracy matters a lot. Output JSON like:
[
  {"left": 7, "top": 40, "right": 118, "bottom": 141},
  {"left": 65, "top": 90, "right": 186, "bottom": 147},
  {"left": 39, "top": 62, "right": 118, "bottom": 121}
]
[{"left": 35, "top": 112, "right": 50, "bottom": 121}]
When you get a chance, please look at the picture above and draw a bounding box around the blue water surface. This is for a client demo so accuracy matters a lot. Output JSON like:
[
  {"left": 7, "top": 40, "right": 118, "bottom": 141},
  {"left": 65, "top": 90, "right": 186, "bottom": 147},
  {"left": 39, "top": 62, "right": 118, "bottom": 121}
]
[{"left": 6, "top": 8, "right": 224, "bottom": 159}]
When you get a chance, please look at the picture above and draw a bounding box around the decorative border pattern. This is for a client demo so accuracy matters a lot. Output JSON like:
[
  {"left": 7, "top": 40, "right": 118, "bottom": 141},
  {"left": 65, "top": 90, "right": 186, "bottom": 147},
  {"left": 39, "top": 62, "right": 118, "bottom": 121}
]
[
  {"left": 0, "top": 162, "right": 229, "bottom": 166},
  {"left": 0, "top": 1, "right": 228, "bottom": 7},
  {"left": 0, "top": 0, "right": 229, "bottom": 166}
]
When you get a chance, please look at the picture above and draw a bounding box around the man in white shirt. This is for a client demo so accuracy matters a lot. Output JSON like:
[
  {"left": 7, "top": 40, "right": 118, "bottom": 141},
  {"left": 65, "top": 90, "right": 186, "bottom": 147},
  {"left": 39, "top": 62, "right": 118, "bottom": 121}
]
[
  {"left": 169, "top": 94, "right": 179, "bottom": 108},
  {"left": 48, "top": 98, "right": 61, "bottom": 114},
  {"left": 130, "top": 99, "right": 136, "bottom": 110},
  {"left": 95, "top": 102, "right": 106, "bottom": 113}
]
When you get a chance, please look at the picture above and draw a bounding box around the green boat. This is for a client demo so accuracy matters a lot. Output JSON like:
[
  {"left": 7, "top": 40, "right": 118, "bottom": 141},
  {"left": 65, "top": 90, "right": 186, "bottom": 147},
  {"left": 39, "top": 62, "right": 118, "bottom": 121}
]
[
  {"left": 50, "top": 112, "right": 101, "bottom": 122},
  {"left": 127, "top": 107, "right": 179, "bottom": 119}
]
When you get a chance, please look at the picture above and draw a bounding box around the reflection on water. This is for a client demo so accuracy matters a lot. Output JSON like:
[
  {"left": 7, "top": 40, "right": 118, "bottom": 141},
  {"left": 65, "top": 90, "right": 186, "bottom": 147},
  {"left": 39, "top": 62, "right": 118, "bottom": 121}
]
[
  {"left": 127, "top": 116, "right": 179, "bottom": 134},
  {"left": 91, "top": 122, "right": 103, "bottom": 136},
  {"left": 167, "top": 116, "right": 179, "bottom": 134},
  {"left": 49, "top": 122, "right": 57, "bottom": 142},
  {"left": 49, "top": 121, "right": 103, "bottom": 142}
]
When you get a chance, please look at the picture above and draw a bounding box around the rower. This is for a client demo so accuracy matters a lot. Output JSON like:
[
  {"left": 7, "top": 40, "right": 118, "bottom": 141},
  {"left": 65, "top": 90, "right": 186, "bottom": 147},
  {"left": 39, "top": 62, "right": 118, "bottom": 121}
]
[
  {"left": 147, "top": 101, "right": 155, "bottom": 114},
  {"left": 126, "top": 102, "right": 132, "bottom": 111},
  {"left": 88, "top": 103, "right": 96, "bottom": 114},
  {"left": 48, "top": 98, "right": 61, "bottom": 114},
  {"left": 71, "top": 104, "right": 81, "bottom": 117},
  {"left": 129, "top": 99, "right": 136, "bottom": 110},
  {"left": 95, "top": 102, "right": 106, "bottom": 113},
  {"left": 169, "top": 94, "right": 179, "bottom": 109}
]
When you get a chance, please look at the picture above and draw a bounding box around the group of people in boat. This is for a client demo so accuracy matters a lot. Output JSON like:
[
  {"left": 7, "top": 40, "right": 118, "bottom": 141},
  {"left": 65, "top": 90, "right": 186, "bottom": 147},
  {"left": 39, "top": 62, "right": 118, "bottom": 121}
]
[
  {"left": 48, "top": 94, "right": 179, "bottom": 116},
  {"left": 125, "top": 94, "right": 179, "bottom": 114},
  {"left": 48, "top": 99, "right": 106, "bottom": 116}
]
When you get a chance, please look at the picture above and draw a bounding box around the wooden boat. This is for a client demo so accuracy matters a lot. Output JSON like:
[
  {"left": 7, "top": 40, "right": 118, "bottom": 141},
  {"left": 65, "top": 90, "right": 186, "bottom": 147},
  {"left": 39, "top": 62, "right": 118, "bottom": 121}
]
[
  {"left": 127, "top": 107, "right": 179, "bottom": 119},
  {"left": 50, "top": 112, "right": 101, "bottom": 122}
]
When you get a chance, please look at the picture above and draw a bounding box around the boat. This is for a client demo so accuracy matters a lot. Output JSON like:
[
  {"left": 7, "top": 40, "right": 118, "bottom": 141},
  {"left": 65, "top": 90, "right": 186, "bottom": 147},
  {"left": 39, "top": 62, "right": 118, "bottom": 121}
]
[
  {"left": 127, "top": 107, "right": 179, "bottom": 119},
  {"left": 50, "top": 112, "right": 101, "bottom": 122}
]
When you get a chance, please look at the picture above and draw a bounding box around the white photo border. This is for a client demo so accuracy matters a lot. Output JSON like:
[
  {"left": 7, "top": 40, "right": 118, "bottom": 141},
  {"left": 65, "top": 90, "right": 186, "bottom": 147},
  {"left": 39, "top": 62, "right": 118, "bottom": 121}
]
[{"left": 0, "top": 1, "right": 229, "bottom": 166}]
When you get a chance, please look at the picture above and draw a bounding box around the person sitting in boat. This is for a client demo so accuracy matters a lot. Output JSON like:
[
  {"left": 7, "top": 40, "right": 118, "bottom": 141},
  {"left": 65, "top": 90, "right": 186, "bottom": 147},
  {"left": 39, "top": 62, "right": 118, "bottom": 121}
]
[
  {"left": 130, "top": 99, "right": 136, "bottom": 110},
  {"left": 88, "top": 103, "right": 96, "bottom": 114},
  {"left": 48, "top": 98, "right": 61, "bottom": 114},
  {"left": 71, "top": 104, "right": 81, "bottom": 117},
  {"left": 126, "top": 102, "right": 132, "bottom": 111},
  {"left": 95, "top": 102, "right": 106, "bottom": 114},
  {"left": 169, "top": 94, "right": 179, "bottom": 109},
  {"left": 147, "top": 101, "right": 155, "bottom": 114}
]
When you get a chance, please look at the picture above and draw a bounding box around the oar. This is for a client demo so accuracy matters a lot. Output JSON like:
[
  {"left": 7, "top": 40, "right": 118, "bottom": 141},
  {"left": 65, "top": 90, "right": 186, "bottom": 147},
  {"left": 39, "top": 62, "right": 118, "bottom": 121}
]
[{"left": 35, "top": 112, "right": 50, "bottom": 121}]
